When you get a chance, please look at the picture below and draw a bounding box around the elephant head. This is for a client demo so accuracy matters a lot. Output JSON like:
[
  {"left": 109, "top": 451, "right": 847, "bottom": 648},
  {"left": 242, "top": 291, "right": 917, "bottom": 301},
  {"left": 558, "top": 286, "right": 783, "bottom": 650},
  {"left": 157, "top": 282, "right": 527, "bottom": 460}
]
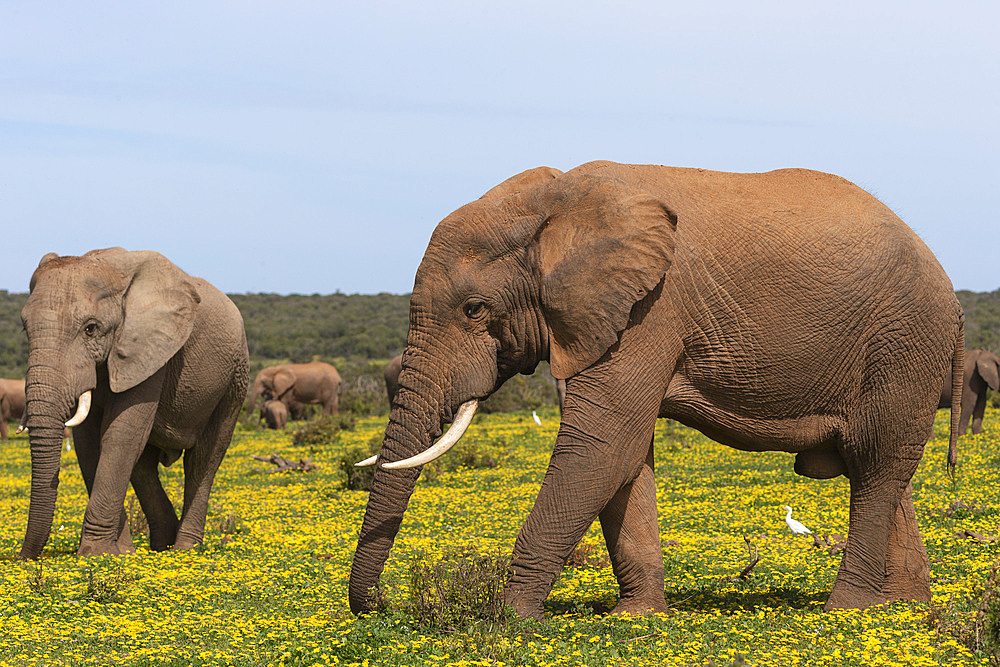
[
  {"left": 349, "top": 163, "right": 678, "bottom": 612},
  {"left": 972, "top": 351, "right": 1000, "bottom": 393},
  {"left": 19, "top": 248, "right": 199, "bottom": 559},
  {"left": 248, "top": 366, "right": 296, "bottom": 413}
]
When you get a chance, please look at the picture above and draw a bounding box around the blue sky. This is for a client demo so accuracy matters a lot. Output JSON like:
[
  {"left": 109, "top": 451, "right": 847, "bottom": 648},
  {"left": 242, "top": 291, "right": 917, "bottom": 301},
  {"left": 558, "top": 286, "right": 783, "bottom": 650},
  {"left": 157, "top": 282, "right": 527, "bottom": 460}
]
[{"left": 2, "top": 1, "right": 997, "bottom": 294}]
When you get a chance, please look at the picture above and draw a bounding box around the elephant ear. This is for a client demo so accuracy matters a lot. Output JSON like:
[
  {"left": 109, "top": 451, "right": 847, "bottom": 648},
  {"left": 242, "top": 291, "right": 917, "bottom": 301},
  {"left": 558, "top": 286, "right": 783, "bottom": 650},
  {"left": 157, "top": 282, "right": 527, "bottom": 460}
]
[
  {"left": 532, "top": 171, "right": 677, "bottom": 379},
  {"left": 271, "top": 368, "right": 297, "bottom": 399},
  {"left": 107, "top": 251, "right": 201, "bottom": 393},
  {"left": 977, "top": 355, "right": 1000, "bottom": 391}
]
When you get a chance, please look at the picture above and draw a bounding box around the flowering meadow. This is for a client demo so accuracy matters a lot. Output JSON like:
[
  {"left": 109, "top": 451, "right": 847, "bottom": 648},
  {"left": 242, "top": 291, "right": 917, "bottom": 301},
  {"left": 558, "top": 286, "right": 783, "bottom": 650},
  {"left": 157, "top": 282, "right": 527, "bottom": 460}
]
[{"left": 0, "top": 408, "right": 997, "bottom": 666}]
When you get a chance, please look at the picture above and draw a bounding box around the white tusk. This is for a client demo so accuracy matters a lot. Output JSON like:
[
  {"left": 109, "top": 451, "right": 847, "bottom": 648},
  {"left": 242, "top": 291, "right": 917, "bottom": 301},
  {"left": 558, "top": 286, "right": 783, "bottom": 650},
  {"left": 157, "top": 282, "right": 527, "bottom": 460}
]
[
  {"left": 383, "top": 400, "right": 478, "bottom": 470},
  {"left": 354, "top": 454, "right": 378, "bottom": 467},
  {"left": 64, "top": 390, "right": 92, "bottom": 427},
  {"left": 16, "top": 411, "right": 28, "bottom": 434}
]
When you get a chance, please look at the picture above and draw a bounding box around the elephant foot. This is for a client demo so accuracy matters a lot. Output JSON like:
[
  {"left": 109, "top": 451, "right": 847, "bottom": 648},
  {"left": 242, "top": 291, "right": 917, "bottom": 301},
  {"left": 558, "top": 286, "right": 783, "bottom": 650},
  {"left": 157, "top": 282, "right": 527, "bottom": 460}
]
[
  {"left": 503, "top": 587, "right": 546, "bottom": 621},
  {"left": 148, "top": 520, "right": 179, "bottom": 552},
  {"left": 78, "top": 540, "right": 132, "bottom": 557},
  {"left": 172, "top": 536, "right": 203, "bottom": 551},
  {"left": 824, "top": 574, "right": 887, "bottom": 610},
  {"left": 610, "top": 593, "right": 667, "bottom": 616}
]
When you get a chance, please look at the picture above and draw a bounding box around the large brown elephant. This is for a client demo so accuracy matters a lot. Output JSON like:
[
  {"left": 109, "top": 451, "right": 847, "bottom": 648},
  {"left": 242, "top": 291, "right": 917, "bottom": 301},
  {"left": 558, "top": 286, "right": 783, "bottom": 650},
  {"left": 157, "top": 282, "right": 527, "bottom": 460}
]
[
  {"left": 19, "top": 248, "right": 249, "bottom": 558},
  {"left": 939, "top": 349, "right": 1000, "bottom": 435},
  {"left": 0, "top": 378, "right": 26, "bottom": 441},
  {"left": 248, "top": 362, "right": 344, "bottom": 418},
  {"left": 349, "top": 161, "right": 964, "bottom": 619}
]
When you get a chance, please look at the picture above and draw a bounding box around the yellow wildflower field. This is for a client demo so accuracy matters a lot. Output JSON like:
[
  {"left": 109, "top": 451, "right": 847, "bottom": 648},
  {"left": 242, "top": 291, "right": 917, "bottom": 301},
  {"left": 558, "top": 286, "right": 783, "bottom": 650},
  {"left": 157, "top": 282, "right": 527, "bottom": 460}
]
[{"left": 0, "top": 408, "right": 996, "bottom": 666}]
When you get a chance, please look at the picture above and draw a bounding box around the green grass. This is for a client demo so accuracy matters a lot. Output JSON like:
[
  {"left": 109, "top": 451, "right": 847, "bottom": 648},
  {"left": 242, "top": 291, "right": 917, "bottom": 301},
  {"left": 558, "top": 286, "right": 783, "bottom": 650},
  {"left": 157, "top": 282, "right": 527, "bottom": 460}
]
[{"left": 0, "top": 408, "right": 997, "bottom": 665}]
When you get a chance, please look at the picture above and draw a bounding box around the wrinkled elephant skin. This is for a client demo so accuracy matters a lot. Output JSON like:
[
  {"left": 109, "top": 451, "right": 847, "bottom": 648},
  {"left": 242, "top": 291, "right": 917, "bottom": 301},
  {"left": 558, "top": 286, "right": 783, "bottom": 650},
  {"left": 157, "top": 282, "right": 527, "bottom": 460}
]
[{"left": 349, "top": 161, "right": 964, "bottom": 619}]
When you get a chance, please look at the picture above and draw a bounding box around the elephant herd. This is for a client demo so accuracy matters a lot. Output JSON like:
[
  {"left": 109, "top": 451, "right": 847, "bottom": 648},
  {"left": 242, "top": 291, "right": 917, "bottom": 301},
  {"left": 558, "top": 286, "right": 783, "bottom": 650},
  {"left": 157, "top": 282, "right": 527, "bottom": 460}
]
[{"left": 2, "top": 161, "right": 995, "bottom": 618}]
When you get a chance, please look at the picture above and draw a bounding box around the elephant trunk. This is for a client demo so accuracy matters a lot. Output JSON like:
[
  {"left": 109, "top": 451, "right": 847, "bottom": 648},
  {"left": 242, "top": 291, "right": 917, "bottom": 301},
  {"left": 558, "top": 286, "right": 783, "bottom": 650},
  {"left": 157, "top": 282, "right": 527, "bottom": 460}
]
[
  {"left": 20, "top": 360, "right": 76, "bottom": 560},
  {"left": 349, "top": 375, "right": 448, "bottom": 614},
  {"left": 247, "top": 382, "right": 262, "bottom": 415}
]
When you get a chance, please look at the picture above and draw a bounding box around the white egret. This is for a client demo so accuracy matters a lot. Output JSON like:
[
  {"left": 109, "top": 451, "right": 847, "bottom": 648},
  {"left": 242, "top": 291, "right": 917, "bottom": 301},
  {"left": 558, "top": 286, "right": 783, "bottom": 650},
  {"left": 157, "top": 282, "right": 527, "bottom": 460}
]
[
  {"left": 782, "top": 506, "right": 812, "bottom": 535},
  {"left": 532, "top": 411, "right": 541, "bottom": 426}
]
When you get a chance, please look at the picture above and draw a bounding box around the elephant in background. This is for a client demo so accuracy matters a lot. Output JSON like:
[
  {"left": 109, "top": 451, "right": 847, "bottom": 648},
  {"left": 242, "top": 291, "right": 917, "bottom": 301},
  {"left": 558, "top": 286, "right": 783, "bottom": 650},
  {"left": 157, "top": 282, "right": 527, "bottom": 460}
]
[
  {"left": 940, "top": 349, "right": 1000, "bottom": 435},
  {"left": 384, "top": 354, "right": 402, "bottom": 405},
  {"left": 19, "top": 248, "right": 249, "bottom": 558},
  {"left": 261, "top": 399, "right": 289, "bottom": 430},
  {"left": 248, "top": 362, "right": 344, "bottom": 419},
  {"left": 0, "top": 378, "right": 26, "bottom": 441},
  {"left": 349, "top": 161, "right": 963, "bottom": 619}
]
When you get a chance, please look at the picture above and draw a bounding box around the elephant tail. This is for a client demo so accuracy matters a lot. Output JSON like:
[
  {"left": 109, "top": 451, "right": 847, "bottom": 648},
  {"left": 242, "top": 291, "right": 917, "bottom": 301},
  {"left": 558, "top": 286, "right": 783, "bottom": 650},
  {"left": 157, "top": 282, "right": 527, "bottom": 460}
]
[{"left": 947, "top": 313, "right": 965, "bottom": 477}]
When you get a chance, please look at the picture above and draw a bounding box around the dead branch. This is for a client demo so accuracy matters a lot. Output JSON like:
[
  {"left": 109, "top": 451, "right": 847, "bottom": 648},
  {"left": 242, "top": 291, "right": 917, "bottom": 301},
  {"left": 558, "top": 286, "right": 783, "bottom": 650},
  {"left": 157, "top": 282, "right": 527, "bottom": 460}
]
[{"left": 251, "top": 453, "right": 318, "bottom": 473}]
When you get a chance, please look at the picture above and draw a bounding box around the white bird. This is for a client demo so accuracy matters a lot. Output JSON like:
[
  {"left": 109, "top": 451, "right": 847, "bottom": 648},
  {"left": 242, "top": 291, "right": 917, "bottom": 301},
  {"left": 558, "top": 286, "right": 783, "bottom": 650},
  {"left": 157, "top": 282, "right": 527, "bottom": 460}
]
[
  {"left": 532, "top": 410, "right": 541, "bottom": 426},
  {"left": 782, "top": 506, "right": 812, "bottom": 535}
]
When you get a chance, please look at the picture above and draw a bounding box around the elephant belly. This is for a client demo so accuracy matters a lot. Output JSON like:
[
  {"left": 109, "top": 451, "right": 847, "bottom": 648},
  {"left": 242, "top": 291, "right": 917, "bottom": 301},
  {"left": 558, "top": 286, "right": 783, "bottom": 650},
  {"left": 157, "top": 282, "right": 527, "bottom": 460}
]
[{"left": 661, "top": 390, "right": 845, "bottom": 455}]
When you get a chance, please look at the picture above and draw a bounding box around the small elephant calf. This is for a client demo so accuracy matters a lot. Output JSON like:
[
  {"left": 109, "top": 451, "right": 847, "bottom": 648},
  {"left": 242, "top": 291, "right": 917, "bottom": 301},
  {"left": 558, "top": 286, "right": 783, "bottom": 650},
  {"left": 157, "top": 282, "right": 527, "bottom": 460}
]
[{"left": 261, "top": 399, "right": 289, "bottom": 430}]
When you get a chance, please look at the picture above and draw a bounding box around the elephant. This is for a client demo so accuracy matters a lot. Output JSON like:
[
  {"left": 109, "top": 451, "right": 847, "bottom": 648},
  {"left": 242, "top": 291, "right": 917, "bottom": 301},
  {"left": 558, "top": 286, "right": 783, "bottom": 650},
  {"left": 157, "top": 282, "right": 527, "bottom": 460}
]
[
  {"left": 0, "top": 378, "right": 26, "bottom": 441},
  {"left": 261, "top": 399, "right": 289, "bottom": 430},
  {"left": 19, "top": 248, "right": 249, "bottom": 558},
  {"left": 939, "top": 349, "right": 1000, "bottom": 435},
  {"left": 384, "top": 354, "right": 403, "bottom": 405},
  {"left": 247, "top": 361, "right": 344, "bottom": 419},
  {"left": 349, "top": 161, "right": 964, "bottom": 620},
  {"left": 555, "top": 378, "right": 566, "bottom": 415}
]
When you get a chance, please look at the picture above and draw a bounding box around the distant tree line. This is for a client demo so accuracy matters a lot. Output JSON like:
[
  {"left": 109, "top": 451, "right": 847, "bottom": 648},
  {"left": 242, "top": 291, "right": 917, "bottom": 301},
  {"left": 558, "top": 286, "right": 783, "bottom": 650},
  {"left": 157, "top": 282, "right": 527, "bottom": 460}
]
[
  {"left": 3, "top": 288, "right": 1000, "bottom": 384},
  {"left": 956, "top": 290, "right": 1000, "bottom": 355}
]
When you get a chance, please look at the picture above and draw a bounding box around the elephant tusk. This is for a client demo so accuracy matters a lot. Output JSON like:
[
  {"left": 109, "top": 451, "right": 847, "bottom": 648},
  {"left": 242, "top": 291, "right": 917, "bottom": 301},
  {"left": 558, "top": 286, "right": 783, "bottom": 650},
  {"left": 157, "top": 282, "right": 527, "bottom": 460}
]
[
  {"left": 382, "top": 399, "right": 478, "bottom": 470},
  {"left": 16, "top": 410, "right": 28, "bottom": 434},
  {"left": 354, "top": 454, "right": 378, "bottom": 467},
  {"left": 65, "top": 390, "right": 92, "bottom": 427}
]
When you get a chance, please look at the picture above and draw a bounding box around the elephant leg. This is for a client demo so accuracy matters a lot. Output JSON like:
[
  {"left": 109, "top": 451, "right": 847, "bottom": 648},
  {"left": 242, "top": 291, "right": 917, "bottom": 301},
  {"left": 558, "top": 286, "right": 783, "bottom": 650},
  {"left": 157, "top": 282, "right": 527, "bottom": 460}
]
[
  {"left": 825, "top": 428, "right": 927, "bottom": 610},
  {"left": 505, "top": 361, "right": 667, "bottom": 619},
  {"left": 73, "top": 405, "right": 133, "bottom": 554},
  {"left": 599, "top": 439, "right": 666, "bottom": 614},
  {"left": 78, "top": 379, "right": 162, "bottom": 556},
  {"left": 971, "top": 391, "right": 988, "bottom": 435},
  {"left": 130, "top": 444, "right": 179, "bottom": 551},
  {"left": 0, "top": 413, "right": 6, "bottom": 440},
  {"left": 882, "top": 482, "right": 931, "bottom": 602},
  {"left": 175, "top": 388, "right": 242, "bottom": 549}
]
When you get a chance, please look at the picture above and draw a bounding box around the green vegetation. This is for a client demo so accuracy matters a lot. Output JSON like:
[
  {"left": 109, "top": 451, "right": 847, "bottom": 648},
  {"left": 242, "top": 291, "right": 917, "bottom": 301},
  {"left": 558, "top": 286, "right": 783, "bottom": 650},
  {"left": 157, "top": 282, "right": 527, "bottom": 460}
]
[
  {"left": 0, "top": 290, "right": 28, "bottom": 379},
  {"left": 958, "top": 289, "right": 1000, "bottom": 356}
]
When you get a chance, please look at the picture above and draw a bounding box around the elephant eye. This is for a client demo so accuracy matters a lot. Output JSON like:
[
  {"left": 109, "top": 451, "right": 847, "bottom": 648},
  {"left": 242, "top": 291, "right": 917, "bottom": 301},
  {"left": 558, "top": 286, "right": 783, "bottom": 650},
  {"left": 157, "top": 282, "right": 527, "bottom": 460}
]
[
  {"left": 463, "top": 301, "right": 485, "bottom": 319},
  {"left": 84, "top": 322, "right": 98, "bottom": 337}
]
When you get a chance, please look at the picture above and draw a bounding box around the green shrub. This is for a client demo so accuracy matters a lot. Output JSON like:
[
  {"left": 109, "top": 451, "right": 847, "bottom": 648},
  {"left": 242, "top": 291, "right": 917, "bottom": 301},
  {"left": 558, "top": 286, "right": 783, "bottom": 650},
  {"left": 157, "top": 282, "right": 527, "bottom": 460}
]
[
  {"left": 339, "top": 434, "right": 382, "bottom": 491},
  {"left": 82, "top": 563, "right": 133, "bottom": 604},
  {"left": 340, "top": 373, "right": 389, "bottom": 417},
  {"left": 292, "top": 414, "right": 356, "bottom": 447},
  {"left": 401, "top": 547, "right": 513, "bottom": 633}
]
